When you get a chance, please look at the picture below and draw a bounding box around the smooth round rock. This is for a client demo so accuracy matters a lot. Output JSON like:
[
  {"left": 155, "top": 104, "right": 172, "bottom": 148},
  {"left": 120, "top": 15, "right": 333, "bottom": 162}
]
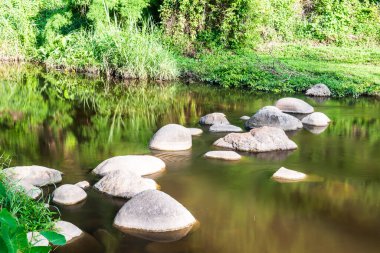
[
  {"left": 53, "top": 184, "right": 87, "bottom": 205},
  {"left": 27, "top": 232, "right": 49, "bottom": 247},
  {"left": 55, "top": 221, "right": 83, "bottom": 243},
  {"left": 213, "top": 126, "right": 297, "bottom": 152},
  {"left": 199, "top": 113, "right": 229, "bottom": 125},
  {"left": 240, "top": 116, "right": 250, "bottom": 121},
  {"left": 306, "top": 83, "right": 331, "bottom": 97},
  {"left": 4, "top": 165, "right": 62, "bottom": 187},
  {"left": 245, "top": 106, "right": 303, "bottom": 131},
  {"left": 301, "top": 112, "right": 331, "bottom": 127},
  {"left": 75, "top": 181, "right": 90, "bottom": 189},
  {"left": 16, "top": 181, "right": 42, "bottom": 199},
  {"left": 114, "top": 190, "right": 196, "bottom": 242},
  {"left": 209, "top": 124, "right": 243, "bottom": 133},
  {"left": 93, "top": 155, "right": 166, "bottom": 177},
  {"left": 272, "top": 167, "right": 307, "bottom": 182},
  {"left": 204, "top": 151, "right": 241, "bottom": 161},
  {"left": 149, "top": 124, "right": 192, "bottom": 151},
  {"left": 275, "top": 98, "right": 314, "bottom": 114},
  {"left": 188, "top": 128, "right": 203, "bottom": 136},
  {"left": 94, "top": 170, "right": 158, "bottom": 198}
]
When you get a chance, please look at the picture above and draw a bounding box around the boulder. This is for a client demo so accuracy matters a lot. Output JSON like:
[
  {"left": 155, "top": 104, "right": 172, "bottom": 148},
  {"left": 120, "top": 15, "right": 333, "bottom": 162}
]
[
  {"left": 188, "top": 128, "right": 203, "bottom": 136},
  {"left": 4, "top": 165, "right": 62, "bottom": 187},
  {"left": 149, "top": 124, "right": 192, "bottom": 151},
  {"left": 93, "top": 155, "right": 166, "bottom": 177},
  {"left": 209, "top": 124, "right": 243, "bottom": 133},
  {"left": 94, "top": 170, "right": 158, "bottom": 198},
  {"left": 54, "top": 221, "right": 83, "bottom": 243},
  {"left": 245, "top": 106, "right": 302, "bottom": 131},
  {"left": 275, "top": 98, "right": 314, "bottom": 114},
  {"left": 213, "top": 126, "right": 297, "bottom": 152},
  {"left": 199, "top": 113, "right": 229, "bottom": 125},
  {"left": 27, "top": 232, "right": 49, "bottom": 247},
  {"left": 301, "top": 112, "right": 331, "bottom": 127},
  {"left": 75, "top": 181, "right": 90, "bottom": 189},
  {"left": 204, "top": 151, "right": 241, "bottom": 161},
  {"left": 15, "top": 181, "right": 42, "bottom": 199},
  {"left": 114, "top": 190, "right": 196, "bottom": 242},
  {"left": 53, "top": 184, "right": 87, "bottom": 205},
  {"left": 272, "top": 167, "right": 307, "bottom": 182},
  {"left": 306, "top": 83, "right": 331, "bottom": 97},
  {"left": 240, "top": 116, "right": 250, "bottom": 121}
]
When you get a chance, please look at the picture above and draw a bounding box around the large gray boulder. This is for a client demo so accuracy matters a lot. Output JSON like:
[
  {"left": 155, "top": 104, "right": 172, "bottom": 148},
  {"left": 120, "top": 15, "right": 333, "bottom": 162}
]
[
  {"left": 114, "top": 190, "right": 196, "bottom": 242},
  {"left": 199, "top": 113, "right": 229, "bottom": 125},
  {"left": 4, "top": 165, "right": 62, "bottom": 187},
  {"left": 204, "top": 151, "right": 241, "bottom": 161},
  {"left": 245, "top": 106, "right": 302, "bottom": 131},
  {"left": 213, "top": 126, "right": 297, "bottom": 152},
  {"left": 301, "top": 112, "right": 331, "bottom": 127},
  {"left": 149, "top": 124, "right": 192, "bottom": 151},
  {"left": 209, "top": 124, "right": 243, "bottom": 133},
  {"left": 53, "top": 184, "right": 87, "bottom": 205},
  {"left": 93, "top": 155, "right": 166, "bottom": 177},
  {"left": 306, "top": 84, "right": 331, "bottom": 97},
  {"left": 275, "top": 98, "right": 314, "bottom": 114},
  {"left": 54, "top": 221, "right": 83, "bottom": 243},
  {"left": 94, "top": 170, "right": 158, "bottom": 198},
  {"left": 272, "top": 167, "right": 307, "bottom": 182}
]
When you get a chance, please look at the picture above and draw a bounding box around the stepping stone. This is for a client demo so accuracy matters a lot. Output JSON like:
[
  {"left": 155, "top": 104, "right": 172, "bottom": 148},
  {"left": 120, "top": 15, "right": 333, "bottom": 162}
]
[
  {"left": 272, "top": 167, "right": 307, "bottom": 182},
  {"left": 301, "top": 112, "right": 331, "bottom": 127},
  {"left": 245, "top": 106, "right": 302, "bottom": 131},
  {"left": 149, "top": 124, "right": 192, "bottom": 151},
  {"left": 94, "top": 170, "right": 158, "bottom": 198},
  {"left": 199, "top": 113, "right": 229, "bottom": 125},
  {"left": 4, "top": 165, "right": 62, "bottom": 187},
  {"left": 93, "top": 155, "right": 165, "bottom": 177},
  {"left": 75, "top": 181, "right": 90, "bottom": 189},
  {"left": 306, "top": 83, "right": 331, "bottom": 97},
  {"left": 114, "top": 190, "right": 196, "bottom": 242},
  {"left": 204, "top": 151, "right": 241, "bottom": 161},
  {"left": 240, "top": 116, "right": 250, "bottom": 120},
  {"left": 275, "top": 97, "right": 314, "bottom": 114},
  {"left": 209, "top": 124, "right": 243, "bottom": 133},
  {"left": 188, "top": 128, "right": 203, "bottom": 136},
  {"left": 54, "top": 221, "right": 83, "bottom": 243},
  {"left": 53, "top": 184, "right": 87, "bottom": 205},
  {"left": 214, "top": 126, "right": 297, "bottom": 152}
]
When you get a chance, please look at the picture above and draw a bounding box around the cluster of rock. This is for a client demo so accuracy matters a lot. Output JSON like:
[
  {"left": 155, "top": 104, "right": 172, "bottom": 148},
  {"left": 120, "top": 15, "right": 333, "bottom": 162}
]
[{"left": 200, "top": 112, "right": 242, "bottom": 133}]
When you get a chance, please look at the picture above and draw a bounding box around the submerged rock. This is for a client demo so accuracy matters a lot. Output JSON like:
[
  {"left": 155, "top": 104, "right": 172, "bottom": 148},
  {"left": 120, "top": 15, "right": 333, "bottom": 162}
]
[
  {"left": 301, "top": 112, "right": 331, "bottom": 127},
  {"left": 245, "top": 106, "right": 302, "bottom": 131},
  {"left": 188, "top": 128, "right": 203, "bottom": 136},
  {"left": 209, "top": 124, "right": 243, "bottom": 133},
  {"left": 240, "top": 116, "right": 250, "bottom": 121},
  {"left": 114, "top": 190, "right": 196, "bottom": 242},
  {"left": 199, "top": 113, "right": 229, "bottom": 125},
  {"left": 15, "top": 181, "right": 42, "bottom": 199},
  {"left": 54, "top": 221, "right": 83, "bottom": 243},
  {"left": 306, "top": 83, "right": 331, "bottom": 97},
  {"left": 94, "top": 170, "right": 158, "bottom": 198},
  {"left": 27, "top": 232, "right": 49, "bottom": 247},
  {"left": 75, "top": 181, "right": 90, "bottom": 189},
  {"left": 4, "top": 165, "right": 62, "bottom": 187},
  {"left": 93, "top": 155, "right": 166, "bottom": 177},
  {"left": 213, "top": 126, "right": 297, "bottom": 152},
  {"left": 272, "top": 167, "right": 307, "bottom": 182},
  {"left": 149, "top": 124, "right": 192, "bottom": 151},
  {"left": 204, "top": 151, "right": 241, "bottom": 161},
  {"left": 53, "top": 184, "right": 87, "bottom": 205},
  {"left": 275, "top": 97, "right": 314, "bottom": 114}
]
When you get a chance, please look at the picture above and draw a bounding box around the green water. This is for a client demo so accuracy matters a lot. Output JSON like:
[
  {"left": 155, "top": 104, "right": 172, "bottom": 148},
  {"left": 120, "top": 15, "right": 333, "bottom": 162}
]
[{"left": 1, "top": 64, "right": 380, "bottom": 253}]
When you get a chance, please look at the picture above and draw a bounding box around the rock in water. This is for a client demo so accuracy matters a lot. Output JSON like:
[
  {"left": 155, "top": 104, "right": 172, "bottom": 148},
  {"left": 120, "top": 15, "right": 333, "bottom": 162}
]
[
  {"left": 4, "top": 165, "right": 62, "bottom": 187},
  {"left": 93, "top": 155, "right": 166, "bottom": 177},
  {"left": 149, "top": 124, "right": 192, "bottom": 151},
  {"left": 209, "top": 124, "right": 243, "bottom": 133},
  {"left": 204, "top": 151, "right": 241, "bottom": 161},
  {"left": 240, "top": 116, "right": 250, "bottom": 121},
  {"left": 272, "top": 167, "right": 307, "bottom": 182},
  {"left": 188, "top": 128, "right": 203, "bottom": 136},
  {"left": 114, "top": 190, "right": 196, "bottom": 242},
  {"left": 199, "top": 113, "right": 229, "bottom": 125},
  {"left": 275, "top": 98, "right": 314, "bottom": 114},
  {"left": 94, "top": 170, "right": 158, "bottom": 198},
  {"left": 15, "top": 181, "right": 42, "bottom": 199},
  {"left": 306, "top": 84, "right": 331, "bottom": 97},
  {"left": 27, "top": 232, "right": 49, "bottom": 247},
  {"left": 75, "top": 181, "right": 90, "bottom": 189},
  {"left": 54, "top": 221, "right": 83, "bottom": 243},
  {"left": 53, "top": 184, "right": 87, "bottom": 205},
  {"left": 245, "top": 106, "right": 302, "bottom": 131},
  {"left": 213, "top": 126, "right": 297, "bottom": 152},
  {"left": 301, "top": 112, "right": 331, "bottom": 127}
]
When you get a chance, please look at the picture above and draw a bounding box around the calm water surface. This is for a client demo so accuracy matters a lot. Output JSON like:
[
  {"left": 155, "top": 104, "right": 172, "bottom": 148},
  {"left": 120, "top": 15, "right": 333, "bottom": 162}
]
[{"left": 1, "top": 64, "right": 380, "bottom": 253}]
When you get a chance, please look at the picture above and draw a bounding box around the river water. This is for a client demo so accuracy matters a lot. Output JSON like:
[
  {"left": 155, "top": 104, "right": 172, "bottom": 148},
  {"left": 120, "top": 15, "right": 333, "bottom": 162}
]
[{"left": 1, "top": 64, "right": 380, "bottom": 253}]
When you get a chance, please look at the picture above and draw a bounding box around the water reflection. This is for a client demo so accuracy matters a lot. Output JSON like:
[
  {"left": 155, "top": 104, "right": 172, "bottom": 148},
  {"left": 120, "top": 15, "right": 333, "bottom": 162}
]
[{"left": 303, "top": 125, "right": 328, "bottom": 134}]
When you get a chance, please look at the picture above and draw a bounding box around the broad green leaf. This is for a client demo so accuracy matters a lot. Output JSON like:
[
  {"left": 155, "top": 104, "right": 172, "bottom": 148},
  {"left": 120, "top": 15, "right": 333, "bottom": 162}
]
[
  {"left": 0, "top": 182, "right": 6, "bottom": 197},
  {"left": 40, "top": 231, "right": 66, "bottom": 246},
  {"left": 0, "top": 237, "right": 7, "bottom": 253},
  {"left": 29, "top": 246, "right": 52, "bottom": 253},
  {"left": 0, "top": 209, "right": 17, "bottom": 229}
]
